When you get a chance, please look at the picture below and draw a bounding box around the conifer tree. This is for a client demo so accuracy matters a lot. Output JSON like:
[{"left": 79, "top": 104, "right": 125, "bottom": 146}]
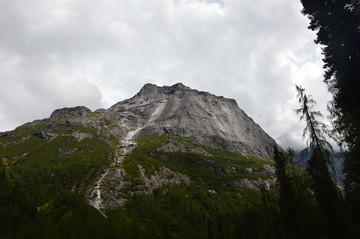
[
  {"left": 273, "top": 146, "right": 302, "bottom": 239},
  {"left": 295, "top": 85, "right": 345, "bottom": 238},
  {"left": 300, "top": 0, "right": 360, "bottom": 225}
]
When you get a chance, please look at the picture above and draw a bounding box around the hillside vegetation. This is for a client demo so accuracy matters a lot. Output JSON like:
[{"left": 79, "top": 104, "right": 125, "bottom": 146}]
[{"left": 0, "top": 121, "right": 280, "bottom": 239}]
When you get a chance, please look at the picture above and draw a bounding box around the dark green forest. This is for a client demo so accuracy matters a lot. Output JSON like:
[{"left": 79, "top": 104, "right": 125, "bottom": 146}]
[{"left": 0, "top": 132, "right": 346, "bottom": 239}]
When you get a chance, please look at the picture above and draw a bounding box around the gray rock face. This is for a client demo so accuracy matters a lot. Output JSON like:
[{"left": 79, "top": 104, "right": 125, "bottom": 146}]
[
  {"left": 104, "top": 83, "right": 278, "bottom": 158},
  {"left": 32, "top": 131, "right": 57, "bottom": 140},
  {"left": 87, "top": 165, "right": 191, "bottom": 210},
  {"left": 158, "top": 138, "right": 212, "bottom": 156},
  {"left": 228, "top": 178, "right": 276, "bottom": 190},
  {"left": 71, "top": 132, "right": 93, "bottom": 141},
  {"left": 50, "top": 106, "right": 92, "bottom": 120}
]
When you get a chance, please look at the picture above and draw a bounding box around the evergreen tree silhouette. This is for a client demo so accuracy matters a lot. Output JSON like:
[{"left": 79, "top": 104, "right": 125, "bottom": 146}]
[
  {"left": 300, "top": 1, "right": 360, "bottom": 228},
  {"left": 296, "top": 85, "right": 346, "bottom": 238}
]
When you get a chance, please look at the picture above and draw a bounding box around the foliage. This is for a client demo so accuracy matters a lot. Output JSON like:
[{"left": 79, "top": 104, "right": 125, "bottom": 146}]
[
  {"left": 300, "top": 0, "right": 360, "bottom": 148},
  {"left": 295, "top": 85, "right": 332, "bottom": 152},
  {"left": 0, "top": 126, "right": 112, "bottom": 207},
  {"left": 121, "top": 136, "right": 271, "bottom": 193},
  {"left": 300, "top": 1, "right": 360, "bottom": 234},
  {"left": 295, "top": 85, "right": 349, "bottom": 238},
  {"left": 0, "top": 120, "right": 283, "bottom": 239},
  {"left": 273, "top": 147, "right": 303, "bottom": 238}
]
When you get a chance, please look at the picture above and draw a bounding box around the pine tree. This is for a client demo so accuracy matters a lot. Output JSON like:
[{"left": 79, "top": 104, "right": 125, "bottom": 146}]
[
  {"left": 295, "top": 85, "right": 346, "bottom": 238},
  {"left": 273, "top": 146, "right": 303, "bottom": 239}
]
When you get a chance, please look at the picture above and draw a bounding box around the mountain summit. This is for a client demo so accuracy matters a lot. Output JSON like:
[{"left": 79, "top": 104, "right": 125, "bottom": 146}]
[{"left": 103, "top": 83, "right": 277, "bottom": 158}]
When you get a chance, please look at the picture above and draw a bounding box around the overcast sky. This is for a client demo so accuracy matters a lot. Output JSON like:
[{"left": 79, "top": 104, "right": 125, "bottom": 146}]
[{"left": 0, "top": 0, "right": 333, "bottom": 150}]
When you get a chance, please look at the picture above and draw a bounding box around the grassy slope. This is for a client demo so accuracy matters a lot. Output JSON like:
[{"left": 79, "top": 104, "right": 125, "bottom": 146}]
[{"left": 123, "top": 136, "right": 272, "bottom": 192}]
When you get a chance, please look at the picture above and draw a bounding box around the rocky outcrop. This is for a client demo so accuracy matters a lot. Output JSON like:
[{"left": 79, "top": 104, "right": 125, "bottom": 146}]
[
  {"left": 50, "top": 106, "right": 92, "bottom": 120},
  {"left": 86, "top": 168, "right": 129, "bottom": 210},
  {"left": 136, "top": 165, "right": 191, "bottom": 195},
  {"left": 158, "top": 138, "right": 212, "bottom": 156},
  {"left": 71, "top": 132, "right": 93, "bottom": 141},
  {"left": 86, "top": 165, "right": 191, "bottom": 210},
  {"left": 32, "top": 131, "right": 57, "bottom": 140},
  {"left": 57, "top": 148, "right": 78, "bottom": 158},
  {"left": 228, "top": 178, "right": 276, "bottom": 190}
]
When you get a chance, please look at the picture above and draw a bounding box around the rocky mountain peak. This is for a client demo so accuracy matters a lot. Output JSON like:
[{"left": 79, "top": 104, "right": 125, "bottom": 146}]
[
  {"left": 135, "top": 82, "right": 191, "bottom": 99},
  {"left": 50, "top": 106, "right": 92, "bottom": 120},
  {"left": 105, "top": 83, "right": 278, "bottom": 159}
]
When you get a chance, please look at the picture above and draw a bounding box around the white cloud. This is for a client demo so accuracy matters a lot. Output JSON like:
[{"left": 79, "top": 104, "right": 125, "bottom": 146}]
[{"left": 0, "top": 0, "right": 332, "bottom": 150}]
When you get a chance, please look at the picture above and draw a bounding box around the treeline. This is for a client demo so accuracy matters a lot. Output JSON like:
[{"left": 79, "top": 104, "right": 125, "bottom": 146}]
[
  {"left": 272, "top": 147, "right": 347, "bottom": 239},
  {"left": 0, "top": 163, "right": 279, "bottom": 239},
  {"left": 0, "top": 148, "right": 354, "bottom": 239}
]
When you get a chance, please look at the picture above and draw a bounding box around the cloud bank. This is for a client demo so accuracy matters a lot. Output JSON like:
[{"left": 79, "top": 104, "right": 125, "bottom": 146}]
[{"left": 0, "top": 0, "right": 332, "bottom": 150}]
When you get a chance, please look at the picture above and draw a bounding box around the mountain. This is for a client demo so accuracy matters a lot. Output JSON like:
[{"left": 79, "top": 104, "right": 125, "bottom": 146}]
[
  {"left": 106, "top": 83, "right": 277, "bottom": 158},
  {"left": 296, "top": 151, "right": 345, "bottom": 183},
  {"left": 0, "top": 83, "right": 280, "bottom": 238}
]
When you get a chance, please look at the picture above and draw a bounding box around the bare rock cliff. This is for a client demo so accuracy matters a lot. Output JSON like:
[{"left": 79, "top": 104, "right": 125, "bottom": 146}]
[{"left": 102, "top": 83, "right": 278, "bottom": 158}]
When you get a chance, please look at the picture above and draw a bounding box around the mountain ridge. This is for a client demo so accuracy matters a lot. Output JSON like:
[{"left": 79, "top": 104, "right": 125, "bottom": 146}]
[{"left": 2, "top": 83, "right": 279, "bottom": 159}]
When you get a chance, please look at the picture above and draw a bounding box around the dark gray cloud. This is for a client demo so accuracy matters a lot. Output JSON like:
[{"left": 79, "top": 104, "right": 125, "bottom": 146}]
[{"left": 0, "top": 0, "right": 332, "bottom": 150}]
